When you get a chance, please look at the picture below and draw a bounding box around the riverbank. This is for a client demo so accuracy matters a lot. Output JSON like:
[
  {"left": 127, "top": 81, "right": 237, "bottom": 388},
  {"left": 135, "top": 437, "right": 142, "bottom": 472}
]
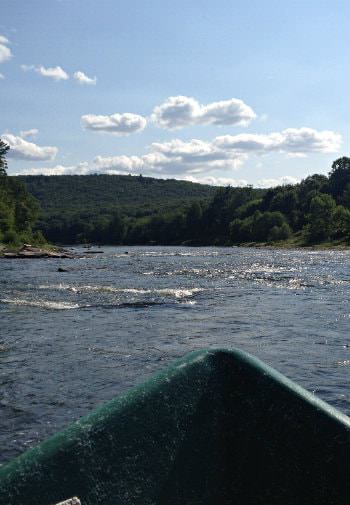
[
  {"left": 234, "top": 238, "right": 350, "bottom": 250},
  {"left": 1, "top": 238, "right": 349, "bottom": 257},
  {"left": 0, "top": 243, "right": 76, "bottom": 258}
]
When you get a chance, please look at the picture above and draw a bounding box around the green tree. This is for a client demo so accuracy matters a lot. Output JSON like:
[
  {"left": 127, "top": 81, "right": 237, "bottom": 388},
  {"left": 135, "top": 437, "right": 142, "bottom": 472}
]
[
  {"left": 108, "top": 210, "right": 126, "bottom": 244},
  {"left": 268, "top": 222, "right": 292, "bottom": 242},
  {"left": 250, "top": 211, "right": 288, "bottom": 242},
  {"left": 186, "top": 201, "right": 202, "bottom": 232},
  {"left": 328, "top": 157, "right": 350, "bottom": 200},
  {"left": 331, "top": 205, "right": 350, "bottom": 240},
  {"left": 339, "top": 182, "right": 350, "bottom": 208},
  {"left": 307, "top": 194, "right": 336, "bottom": 242},
  {"left": 0, "top": 138, "right": 9, "bottom": 176}
]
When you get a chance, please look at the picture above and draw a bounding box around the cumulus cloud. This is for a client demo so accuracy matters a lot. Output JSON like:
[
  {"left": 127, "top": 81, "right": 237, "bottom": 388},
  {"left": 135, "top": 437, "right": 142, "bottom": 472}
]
[
  {"left": 20, "top": 128, "right": 39, "bottom": 139},
  {"left": 36, "top": 65, "right": 69, "bottom": 81},
  {"left": 0, "top": 35, "right": 12, "bottom": 63},
  {"left": 81, "top": 113, "right": 147, "bottom": 135},
  {"left": 94, "top": 155, "right": 145, "bottom": 172},
  {"left": 256, "top": 176, "right": 300, "bottom": 188},
  {"left": 21, "top": 64, "right": 69, "bottom": 81},
  {"left": 16, "top": 126, "right": 341, "bottom": 182},
  {"left": 151, "top": 95, "right": 256, "bottom": 129},
  {"left": 184, "top": 175, "right": 249, "bottom": 187},
  {"left": 14, "top": 162, "right": 89, "bottom": 176},
  {"left": 94, "top": 138, "right": 245, "bottom": 176},
  {"left": 2, "top": 133, "right": 58, "bottom": 161},
  {"left": 214, "top": 128, "right": 342, "bottom": 155},
  {"left": 73, "top": 71, "right": 97, "bottom": 85}
]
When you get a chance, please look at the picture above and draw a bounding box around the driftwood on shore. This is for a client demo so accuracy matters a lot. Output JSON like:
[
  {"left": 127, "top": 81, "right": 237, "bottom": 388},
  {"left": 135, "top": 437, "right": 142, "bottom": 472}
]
[{"left": 2, "top": 244, "right": 76, "bottom": 259}]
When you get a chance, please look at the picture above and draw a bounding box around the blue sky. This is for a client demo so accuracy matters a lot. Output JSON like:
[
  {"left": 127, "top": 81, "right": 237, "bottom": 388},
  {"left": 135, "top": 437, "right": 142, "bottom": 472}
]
[{"left": 0, "top": 0, "right": 349, "bottom": 186}]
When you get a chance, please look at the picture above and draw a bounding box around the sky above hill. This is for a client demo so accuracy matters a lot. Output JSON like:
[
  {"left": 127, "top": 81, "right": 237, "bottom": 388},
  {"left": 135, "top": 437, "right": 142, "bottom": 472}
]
[{"left": 1, "top": 0, "right": 349, "bottom": 187}]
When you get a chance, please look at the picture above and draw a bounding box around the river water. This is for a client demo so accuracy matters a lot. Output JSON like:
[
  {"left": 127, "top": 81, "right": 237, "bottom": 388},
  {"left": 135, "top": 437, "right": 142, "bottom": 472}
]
[{"left": 1, "top": 245, "right": 350, "bottom": 464}]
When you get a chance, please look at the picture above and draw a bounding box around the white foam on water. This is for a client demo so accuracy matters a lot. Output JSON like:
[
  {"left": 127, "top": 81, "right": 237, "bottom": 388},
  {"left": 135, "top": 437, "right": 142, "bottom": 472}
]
[
  {"left": 0, "top": 298, "right": 80, "bottom": 310},
  {"left": 141, "top": 251, "right": 219, "bottom": 257},
  {"left": 336, "top": 360, "right": 350, "bottom": 366},
  {"left": 38, "top": 284, "right": 203, "bottom": 298}
]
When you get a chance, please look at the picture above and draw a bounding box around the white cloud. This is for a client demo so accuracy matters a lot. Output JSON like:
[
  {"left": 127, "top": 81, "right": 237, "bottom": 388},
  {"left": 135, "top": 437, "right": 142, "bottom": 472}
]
[
  {"left": 149, "top": 138, "right": 245, "bottom": 171},
  {"left": 73, "top": 71, "right": 97, "bottom": 85},
  {"left": 20, "top": 128, "right": 39, "bottom": 139},
  {"left": 184, "top": 175, "right": 249, "bottom": 187},
  {"left": 215, "top": 132, "right": 282, "bottom": 152},
  {"left": 152, "top": 95, "right": 256, "bottom": 129},
  {"left": 81, "top": 113, "right": 147, "bottom": 135},
  {"left": 36, "top": 65, "right": 69, "bottom": 81},
  {"left": 202, "top": 99, "right": 256, "bottom": 126},
  {"left": 0, "top": 73, "right": 4, "bottom": 80},
  {"left": 256, "top": 176, "right": 300, "bottom": 188},
  {"left": 16, "top": 126, "right": 342, "bottom": 183},
  {"left": 94, "top": 138, "right": 245, "bottom": 176},
  {"left": 94, "top": 155, "right": 145, "bottom": 172},
  {"left": 3, "top": 133, "right": 58, "bottom": 161},
  {"left": 280, "top": 128, "right": 341, "bottom": 154},
  {"left": 214, "top": 128, "right": 342, "bottom": 155},
  {"left": 21, "top": 64, "right": 69, "bottom": 81},
  {"left": 15, "top": 163, "right": 297, "bottom": 189},
  {"left": 22, "top": 66, "right": 98, "bottom": 85},
  {"left": 0, "top": 35, "right": 12, "bottom": 63},
  {"left": 14, "top": 163, "right": 89, "bottom": 176}
]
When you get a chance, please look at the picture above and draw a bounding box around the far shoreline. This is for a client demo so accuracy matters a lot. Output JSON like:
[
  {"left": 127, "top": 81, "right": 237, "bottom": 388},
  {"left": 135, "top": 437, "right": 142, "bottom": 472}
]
[{"left": 1, "top": 240, "right": 350, "bottom": 258}]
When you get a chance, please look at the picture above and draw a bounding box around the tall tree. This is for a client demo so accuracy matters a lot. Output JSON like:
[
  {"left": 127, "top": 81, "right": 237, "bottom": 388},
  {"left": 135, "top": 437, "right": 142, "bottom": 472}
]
[
  {"left": 0, "top": 138, "right": 9, "bottom": 176},
  {"left": 307, "top": 194, "right": 336, "bottom": 242},
  {"left": 328, "top": 157, "right": 350, "bottom": 199}
]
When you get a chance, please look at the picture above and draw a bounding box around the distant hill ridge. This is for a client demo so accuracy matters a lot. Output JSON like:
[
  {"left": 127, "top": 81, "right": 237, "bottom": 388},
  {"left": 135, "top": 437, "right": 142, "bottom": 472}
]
[{"left": 16, "top": 174, "right": 216, "bottom": 217}]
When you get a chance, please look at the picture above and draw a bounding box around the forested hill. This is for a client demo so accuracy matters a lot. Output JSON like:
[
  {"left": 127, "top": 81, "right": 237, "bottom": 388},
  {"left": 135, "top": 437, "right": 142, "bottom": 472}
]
[
  {"left": 16, "top": 174, "right": 217, "bottom": 244},
  {"left": 13, "top": 157, "right": 350, "bottom": 247},
  {"left": 17, "top": 174, "right": 216, "bottom": 216}
]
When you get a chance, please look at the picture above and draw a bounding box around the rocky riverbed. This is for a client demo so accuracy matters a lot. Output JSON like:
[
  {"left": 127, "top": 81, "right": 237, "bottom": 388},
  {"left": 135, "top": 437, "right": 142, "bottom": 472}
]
[{"left": 0, "top": 244, "right": 76, "bottom": 259}]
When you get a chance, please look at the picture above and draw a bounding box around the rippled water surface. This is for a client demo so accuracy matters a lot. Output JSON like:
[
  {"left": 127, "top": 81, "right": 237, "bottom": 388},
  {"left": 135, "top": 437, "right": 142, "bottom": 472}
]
[{"left": 1, "top": 245, "right": 350, "bottom": 463}]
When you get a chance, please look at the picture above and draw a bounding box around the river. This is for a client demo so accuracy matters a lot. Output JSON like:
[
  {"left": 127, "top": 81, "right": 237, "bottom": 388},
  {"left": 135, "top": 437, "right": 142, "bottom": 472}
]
[{"left": 1, "top": 245, "right": 349, "bottom": 464}]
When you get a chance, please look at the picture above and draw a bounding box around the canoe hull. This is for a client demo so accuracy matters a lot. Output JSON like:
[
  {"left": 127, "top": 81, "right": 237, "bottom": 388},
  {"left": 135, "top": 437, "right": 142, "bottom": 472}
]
[{"left": 0, "top": 348, "right": 349, "bottom": 505}]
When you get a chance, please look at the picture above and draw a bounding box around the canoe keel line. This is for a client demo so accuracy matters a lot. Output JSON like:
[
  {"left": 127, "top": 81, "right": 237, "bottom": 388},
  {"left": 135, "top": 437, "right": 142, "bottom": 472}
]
[{"left": 0, "top": 348, "right": 349, "bottom": 505}]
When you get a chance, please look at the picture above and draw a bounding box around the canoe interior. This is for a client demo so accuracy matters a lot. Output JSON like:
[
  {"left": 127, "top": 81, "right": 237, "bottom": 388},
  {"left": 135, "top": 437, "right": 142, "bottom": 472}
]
[{"left": 0, "top": 348, "right": 349, "bottom": 505}]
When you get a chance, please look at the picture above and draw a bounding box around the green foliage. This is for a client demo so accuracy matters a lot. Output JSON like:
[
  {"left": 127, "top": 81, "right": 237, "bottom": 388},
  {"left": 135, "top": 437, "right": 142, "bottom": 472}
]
[
  {"left": 10, "top": 156, "right": 350, "bottom": 247},
  {"left": 17, "top": 174, "right": 216, "bottom": 244},
  {"left": 0, "top": 139, "right": 44, "bottom": 247},
  {"left": 108, "top": 210, "right": 126, "bottom": 244},
  {"left": 331, "top": 205, "right": 350, "bottom": 240},
  {"left": 0, "top": 138, "right": 9, "bottom": 176},
  {"left": 306, "top": 194, "right": 336, "bottom": 242},
  {"left": 328, "top": 157, "right": 350, "bottom": 200},
  {"left": 268, "top": 222, "right": 292, "bottom": 242},
  {"left": 229, "top": 211, "right": 290, "bottom": 243},
  {"left": 234, "top": 199, "right": 263, "bottom": 219}
]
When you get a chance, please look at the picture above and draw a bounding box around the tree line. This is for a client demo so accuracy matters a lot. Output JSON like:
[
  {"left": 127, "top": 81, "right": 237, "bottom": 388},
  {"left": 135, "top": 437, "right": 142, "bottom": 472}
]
[
  {"left": 0, "top": 139, "right": 45, "bottom": 246},
  {"left": 2, "top": 135, "right": 350, "bottom": 247},
  {"left": 31, "top": 156, "right": 350, "bottom": 247}
]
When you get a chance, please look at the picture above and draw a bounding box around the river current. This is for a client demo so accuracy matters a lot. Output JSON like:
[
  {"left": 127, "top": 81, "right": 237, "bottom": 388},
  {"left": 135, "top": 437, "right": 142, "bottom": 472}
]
[{"left": 1, "top": 245, "right": 350, "bottom": 464}]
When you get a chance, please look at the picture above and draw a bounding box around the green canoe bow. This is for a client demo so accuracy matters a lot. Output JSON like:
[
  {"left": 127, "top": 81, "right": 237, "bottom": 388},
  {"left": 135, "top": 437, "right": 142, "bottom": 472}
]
[{"left": 0, "top": 348, "right": 349, "bottom": 505}]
